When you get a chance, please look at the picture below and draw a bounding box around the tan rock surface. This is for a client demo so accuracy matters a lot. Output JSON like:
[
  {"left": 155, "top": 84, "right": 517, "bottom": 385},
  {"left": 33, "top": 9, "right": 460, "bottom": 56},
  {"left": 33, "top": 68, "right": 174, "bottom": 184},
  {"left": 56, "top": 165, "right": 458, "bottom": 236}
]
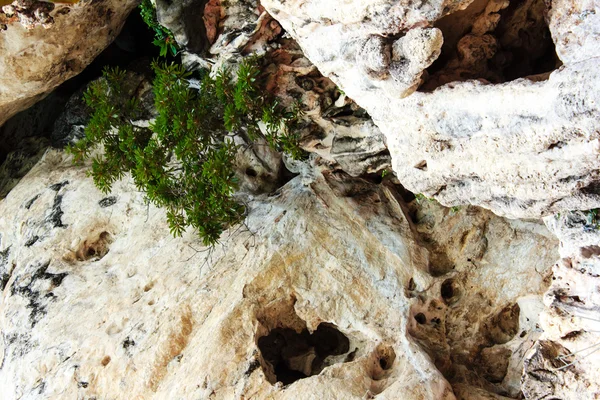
[
  {"left": 0, "top": 0, "right": 139, "bottom": 127},
  {"left": 0, "top": 150, "right": 558, "bottom": 398}
]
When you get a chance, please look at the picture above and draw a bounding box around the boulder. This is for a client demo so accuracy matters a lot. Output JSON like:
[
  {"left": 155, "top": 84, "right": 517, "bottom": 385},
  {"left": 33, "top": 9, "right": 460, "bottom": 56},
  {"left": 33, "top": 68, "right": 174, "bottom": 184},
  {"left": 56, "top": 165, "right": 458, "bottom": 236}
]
[
  {"left": 0, "top": 150, "right": 557, "bottom": 398},
  {"left": 261, "top": 0, "right": 600, "bottom": 219},
  {"left": 0, "top": 0, "right": 140, "bottom": 128}
]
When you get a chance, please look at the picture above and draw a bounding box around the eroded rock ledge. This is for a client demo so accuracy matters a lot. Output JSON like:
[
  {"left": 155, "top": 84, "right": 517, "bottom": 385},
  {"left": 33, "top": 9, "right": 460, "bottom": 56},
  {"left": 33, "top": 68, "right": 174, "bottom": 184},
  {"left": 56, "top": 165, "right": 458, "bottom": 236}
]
[
  {"left": 0, "top": 0, "right": 139, "bottom": 127},
  {"left": 261, "top": 0, "right": 600, "bottom": 219},
  {"left": 0, "top": 150, "right": 558, "bottom": 398}
]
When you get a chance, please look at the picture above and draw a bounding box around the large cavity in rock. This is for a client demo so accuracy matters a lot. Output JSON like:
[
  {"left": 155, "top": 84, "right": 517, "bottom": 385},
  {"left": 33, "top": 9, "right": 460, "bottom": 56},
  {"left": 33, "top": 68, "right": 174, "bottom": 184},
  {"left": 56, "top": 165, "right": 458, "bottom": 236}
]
[
  {"left": 258, "top": 323, "right": 351, "bottom": 385},
  {"left": 422, "top": 0, "right": 561, "bottom": 91}
]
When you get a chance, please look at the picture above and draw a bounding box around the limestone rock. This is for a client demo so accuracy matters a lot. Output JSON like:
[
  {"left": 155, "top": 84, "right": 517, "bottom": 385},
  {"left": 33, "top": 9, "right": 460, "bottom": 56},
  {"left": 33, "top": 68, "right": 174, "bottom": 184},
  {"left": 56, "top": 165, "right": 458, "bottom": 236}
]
[
  {"left": 408, "top": 198, "right": 557, "bottom": 397},
  {"left": 261, "top": 0, "right": 600, "bottom": 218},
  {"left": 182, "top": 0, "right": 392, "bottom": 177},
  {"left": 155, "top": 0, "right": 208, "bottom": 54},
  {"left": 0, "top": 150, "right": 558, "bottom": 398},
  {"left": 0, "top": 0, "right": 139, "bottom": 128},
  {"left": 521, "top": 212, "right": 600, "bottom": 398}
]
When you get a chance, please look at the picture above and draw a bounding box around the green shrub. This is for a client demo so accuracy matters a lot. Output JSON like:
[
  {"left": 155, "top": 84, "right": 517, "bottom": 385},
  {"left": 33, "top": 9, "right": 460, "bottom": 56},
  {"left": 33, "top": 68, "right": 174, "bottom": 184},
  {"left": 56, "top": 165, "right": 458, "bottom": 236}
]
[
  {"left": 586, "top": 209, "right": 600, "bottom": 229},
  {"left": 68, "top": 58, "right": 304, "bottom": 245},
  {"left": 139, "top": 0, "right": 178, "bottom": 57}
]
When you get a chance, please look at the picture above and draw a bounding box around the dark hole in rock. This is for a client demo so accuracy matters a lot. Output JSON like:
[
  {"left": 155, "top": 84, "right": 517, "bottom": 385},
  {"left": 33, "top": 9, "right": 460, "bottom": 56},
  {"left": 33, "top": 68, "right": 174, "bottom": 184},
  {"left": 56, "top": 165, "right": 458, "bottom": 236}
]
[
  {"left": 441, "top": 278, "right": 461, "bottom": 304},
  {"left": 75, "top": 231, "right": 112, "bottom": 261},
  {"left": 419, "top": 0, "right": 561, "bottom": 92},
  {"left": 581, "top": 181, "right": 600, "bottom": 195},
  {"left": 560, "top": 330, "right": 583, "bottom": 340},
  {"left": 414, "top": 160, "right": 428, "bottom": 171},
  {"left": 379, "top": 356, "right": 390, "bottom": 370},
  {"left": 245, "top": 167, "right": 258, "bottom": 177},
  {"left": 371, "top": 345, "right": 397, "bottom": 381},
  {"left": 414, "top": 313, "right": 427, "bottom": 324},
  {"left": 487, "top": 303, "right": 520, "bottom": 344},
  {"left": 547, "top": 141, "right": 566, "bottom": 151},
  {"left": 363, "top": 172, "right": 383, "bottom": 185},
  {"left": 257, "top": 323, "right": 351, "bottom": 385},
  {"left": 408, "top": 278, "right": 416, "bottom": 291}
]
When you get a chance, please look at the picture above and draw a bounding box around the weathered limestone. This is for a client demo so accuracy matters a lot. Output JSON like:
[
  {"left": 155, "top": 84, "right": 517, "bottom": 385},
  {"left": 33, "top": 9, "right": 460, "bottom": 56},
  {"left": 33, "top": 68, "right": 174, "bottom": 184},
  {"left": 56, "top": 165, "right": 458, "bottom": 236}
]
[
  {"left": 0, "top": 0, "right": 596, "bottom": 398},
  {"left": 521, "top": 212, "right": 600, "bottom": 398},
  {"left": 170, "top": 0, "right": 391, "bottom": 178},
  {"left": 0, "top": 150, "right": 557, "bottom": 399},
  {"left": 0, "top": 0, "right": 139, "bottom": 127},
  {"left": 261, "top": 0, "right": 600, "bottom": 219}
]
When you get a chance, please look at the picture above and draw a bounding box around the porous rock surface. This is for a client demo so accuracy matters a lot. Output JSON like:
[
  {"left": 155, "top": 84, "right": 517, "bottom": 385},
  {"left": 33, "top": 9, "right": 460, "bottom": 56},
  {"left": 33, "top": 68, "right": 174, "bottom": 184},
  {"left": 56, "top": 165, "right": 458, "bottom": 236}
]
[
  {"left": 521, "top": 213, "right": 600, "bottom": 398},
  {"left": 0, "top": 150, "right": 558, "bottom": 399},
  {"left": 0, "top": 0, "right": 139, "bottom": 127},
  {"left": 261, "top": 0, "right": 600, "bottom": 219},
  {"left": 177, "top": 0, "right": 392, "bottom": 178}
]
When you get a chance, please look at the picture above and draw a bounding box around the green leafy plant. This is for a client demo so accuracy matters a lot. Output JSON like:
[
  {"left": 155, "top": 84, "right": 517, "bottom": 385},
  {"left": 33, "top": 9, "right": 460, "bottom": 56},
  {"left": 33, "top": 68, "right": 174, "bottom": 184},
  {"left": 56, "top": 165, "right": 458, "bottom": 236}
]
[
  {"left": 68, "top": 58, "right": 304, "bottom": 245},
  {"left": 586, "top": 209, "right": 600, "bottom": 229},
  {"left": 414, "top": 193, "right": 433, "bottom": 205},
  {"left": 139, "top": 0, "right": 178, "bottom": 57}
]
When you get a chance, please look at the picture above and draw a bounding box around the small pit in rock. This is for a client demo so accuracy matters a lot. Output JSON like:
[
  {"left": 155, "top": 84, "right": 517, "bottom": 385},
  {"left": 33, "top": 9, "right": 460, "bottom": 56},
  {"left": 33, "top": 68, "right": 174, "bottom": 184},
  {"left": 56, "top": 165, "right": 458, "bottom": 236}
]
[
  {"left": 101, "top": 356, "right": 111, "bottom": 367},
  {"left": 420, "top": 0, "right": 561, "bottom": 91},
  {"left": 257, "top": 323, "right": 351, "bottom": 385},
  {"left": 371, "top": 344, "right": 397, "bottom": 381},
  {"left": 73, "top": 231, "right": 113, "bottom": 261},
  {"left": 486, "top": 303, "right": 520, "bottom": 344},
  {"left": 441, "top": 278, "right": 461, "bottom": 304},
  {"left": 414, "top": 313, "right": 427, "bottom": 324}
]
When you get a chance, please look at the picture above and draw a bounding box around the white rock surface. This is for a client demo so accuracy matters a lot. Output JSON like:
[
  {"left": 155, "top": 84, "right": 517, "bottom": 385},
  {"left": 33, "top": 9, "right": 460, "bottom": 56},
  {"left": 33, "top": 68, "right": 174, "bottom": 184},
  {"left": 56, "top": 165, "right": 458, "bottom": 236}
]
[
  {"left": 521, "top": 212, "right": 600, "bottom": 398},
  {"left": 0, "top": 0, "right": 139, "bottom": 127},
  {"left": 0, "top": 150, "right": 558, "bottom": 399},
  {"left": 261, "top": 0, "right": 600, "bottom": 219}
]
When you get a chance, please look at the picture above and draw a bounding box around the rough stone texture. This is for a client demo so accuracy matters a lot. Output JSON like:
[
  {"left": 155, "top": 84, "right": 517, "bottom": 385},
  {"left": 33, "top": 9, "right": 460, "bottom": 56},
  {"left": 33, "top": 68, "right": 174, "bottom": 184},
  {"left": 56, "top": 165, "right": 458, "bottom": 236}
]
[
  {"left": 181, "top": 0, "right": 392, "bottom": 177},
  {"left": 0, "top": 68, "right": 155, "bottom": 199},
  {"left": 0, "top": 150, "right": 557, "bottom": 399},
  {"left": 1, "top": 0, "right": 56, "bottom": 30},
  {"left": 155, "top": 0, "right": 209, "bottom": 54},
  {"left": 0, "top": 0, "right": 139, "bottom": 128},
  {"left": 408, "top": 198, "right": 557, "bottom": 397},
  {"left": 265, "top": 39, "right": 391, "bottom": 177},
  {"left": 262, "top": 0, "right": 600, "bottom": 219},
  {"left": 521, "top": 212, "right": 600, "bottom": 399}
]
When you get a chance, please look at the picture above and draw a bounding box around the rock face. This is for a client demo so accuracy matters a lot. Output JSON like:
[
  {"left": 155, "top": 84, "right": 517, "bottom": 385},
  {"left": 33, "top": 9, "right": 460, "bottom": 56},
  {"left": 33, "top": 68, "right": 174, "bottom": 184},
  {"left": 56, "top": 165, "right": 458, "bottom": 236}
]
[
  {"left": 175, "top": 0, "right": 392, "bottom": 178},
  {"left": 261, "top": 0, "right": 600, "bottom": 219},
  {"left": 0, "top": 0, "right": 597, "bottom": 398},
  {"left": 521, "top": 212, "right": 600, "bottom": 398},
  {"left": 0, "top": 0, "right": 139, "bottom": 128},
  {"left": 0, "top": 149, "right": 558, "bottom": 399}
]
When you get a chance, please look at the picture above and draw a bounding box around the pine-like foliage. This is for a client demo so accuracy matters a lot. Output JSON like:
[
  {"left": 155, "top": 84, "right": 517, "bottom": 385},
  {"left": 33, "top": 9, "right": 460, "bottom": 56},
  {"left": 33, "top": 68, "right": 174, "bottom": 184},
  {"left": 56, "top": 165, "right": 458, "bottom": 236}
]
[
  {"left": 68, "top": 58, "right": 304, "bottom": 246},
  {"left": 139, "top": 0, "right": 178, "bottom": 57}
]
